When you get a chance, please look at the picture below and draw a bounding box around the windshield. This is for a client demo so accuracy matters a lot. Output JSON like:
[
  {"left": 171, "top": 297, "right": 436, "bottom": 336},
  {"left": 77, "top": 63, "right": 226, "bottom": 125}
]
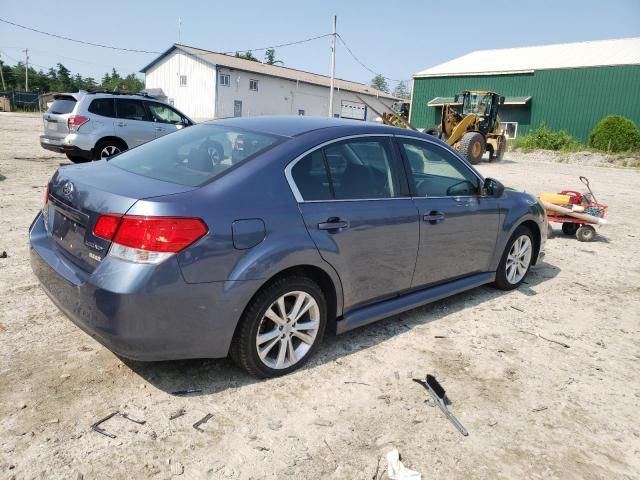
[
  {"left": 109, "top": 124, "right": 281, "bottom": 187},
  {"left": 462, "top": 93, "right": 493, "bottom": 116}
]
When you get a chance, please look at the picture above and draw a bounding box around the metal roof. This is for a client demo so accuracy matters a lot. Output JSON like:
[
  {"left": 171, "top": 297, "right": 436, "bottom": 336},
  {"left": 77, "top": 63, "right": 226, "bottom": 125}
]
[
  {"left": 141, "top": 44, "right": 398, "bottom": 100},
  {"left": 414, "top": 37, "right": 640, "bottom": 78}
]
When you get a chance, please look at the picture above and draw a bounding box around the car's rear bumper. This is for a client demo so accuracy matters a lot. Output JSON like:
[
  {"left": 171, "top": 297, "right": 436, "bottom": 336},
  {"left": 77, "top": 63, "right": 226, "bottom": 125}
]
[
  {"left": 29, "top": 212, "right": 260, "bottom": 361},
  {"left": 40, "top": 135, "right": 93, "bottom": 160}
]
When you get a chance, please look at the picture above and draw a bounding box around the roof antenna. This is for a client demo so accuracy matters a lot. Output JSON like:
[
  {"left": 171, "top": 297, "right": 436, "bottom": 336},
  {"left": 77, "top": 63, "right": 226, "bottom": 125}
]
[{"left": 178, "top": 18, "right": 182, "bottom": 44}]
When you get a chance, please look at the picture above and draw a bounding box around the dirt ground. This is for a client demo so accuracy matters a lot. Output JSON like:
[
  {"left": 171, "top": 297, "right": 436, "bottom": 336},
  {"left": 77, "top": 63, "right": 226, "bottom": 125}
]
[{"left": 1, "top": 112, "right": 639, "bottom": 480}]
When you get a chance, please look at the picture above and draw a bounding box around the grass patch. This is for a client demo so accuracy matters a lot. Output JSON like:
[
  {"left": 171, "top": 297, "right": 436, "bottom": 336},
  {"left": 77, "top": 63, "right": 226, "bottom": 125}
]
[{"left": 511, "top": 124, "right": 581, "bottom": 152}]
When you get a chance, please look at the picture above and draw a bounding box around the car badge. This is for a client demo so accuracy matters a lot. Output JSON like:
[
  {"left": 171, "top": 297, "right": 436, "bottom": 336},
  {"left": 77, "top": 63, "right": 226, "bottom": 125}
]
[{"left": 62, "top": 182, "right": 74, "bottom": 198}]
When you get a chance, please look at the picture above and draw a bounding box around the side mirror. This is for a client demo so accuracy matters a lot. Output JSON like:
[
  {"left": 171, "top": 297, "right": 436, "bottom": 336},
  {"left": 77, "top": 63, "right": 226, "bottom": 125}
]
[{"left": 484, "top": 177, "right": 504, "bottom": 198}]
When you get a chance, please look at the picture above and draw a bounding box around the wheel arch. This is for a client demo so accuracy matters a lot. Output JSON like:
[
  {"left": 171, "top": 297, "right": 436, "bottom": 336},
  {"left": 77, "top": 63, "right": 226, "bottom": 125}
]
[
  {"left": 518, "top": 219, "right": 542, "bottom": 265},
  {"left": 231, "top": 264, "right": 341, "bottom": 346},
  {"left": 94, "top": 136, "right": 128, "bottom": 153}
]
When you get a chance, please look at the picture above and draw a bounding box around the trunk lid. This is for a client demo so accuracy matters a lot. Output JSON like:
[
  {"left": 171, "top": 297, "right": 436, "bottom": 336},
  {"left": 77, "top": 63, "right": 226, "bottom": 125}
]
[
  {"left": 42, "top": 94, "right": 78, "bottom": 140},
  {"left": 45, "top": 161, "right": 197, "bottom": 272}
]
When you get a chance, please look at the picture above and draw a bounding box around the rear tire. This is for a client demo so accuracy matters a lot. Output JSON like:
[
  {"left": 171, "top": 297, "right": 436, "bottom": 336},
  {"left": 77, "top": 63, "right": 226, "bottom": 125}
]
[
  {"left": 458, "top": 132, "right": 485, "bottom": 164},
  {"left": 230, "top": 276, "right": 327, "bottom": 378},
  {"left": 494, "top": 225, "right": 535, "bottom": 290},
  {"left": 65, "top": 153, "right": 88, "bottom": 163},
  {"left": 93, "top": 139, "right": 126, "bottom": 160},
  {"left": 561, "top": 223, "right": 579, "bottom": 236}
]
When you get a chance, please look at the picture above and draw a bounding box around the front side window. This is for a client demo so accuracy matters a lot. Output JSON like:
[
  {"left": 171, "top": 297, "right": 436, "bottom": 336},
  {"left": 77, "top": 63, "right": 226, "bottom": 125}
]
[
  {"left": 115, "top": 99, "right": 150, "bottom": 121},
  {"left": 401, "top": 140, "right": 480, "bottom": 197},
  {"left": 249, "top": 79, "right": 258, "bottom": 91},
  {"left": 290, "top": 138, "right": 405, "bottom": 201},
  {"left": 110, "top": 124, "right": 281, "bottom": 187},
  {"left": 147, "top": 102, "right": 183, "bottom": 124},
  {"left": 220, "top": 73, "right": 230, "bottom": 86},
  {"left": 88, "top": 98, "right": 115, "bottom": 118}
]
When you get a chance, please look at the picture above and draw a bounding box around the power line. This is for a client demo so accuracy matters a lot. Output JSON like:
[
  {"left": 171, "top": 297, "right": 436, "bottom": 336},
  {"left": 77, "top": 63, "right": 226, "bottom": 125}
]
[
  {"left": 336, "top": 33, "right": 404, "bottom": 83},
  {"left": 0, "top": 17, "right": 161, "bottom": 54},
  {"left": 224, "top": 33, "right": 332, "bottom": 55}
]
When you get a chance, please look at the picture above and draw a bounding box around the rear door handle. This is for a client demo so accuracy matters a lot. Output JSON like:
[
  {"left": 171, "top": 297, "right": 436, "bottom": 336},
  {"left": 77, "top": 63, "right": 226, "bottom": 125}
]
[
  {"left": 423, "top": 211, "right": 445, "bottom": 224},
  {"left": 154, "top": 126, "right": 163, "bottom": 131},
  {"left": 318, "top": 217, "right": 349, "bottom": 231}
]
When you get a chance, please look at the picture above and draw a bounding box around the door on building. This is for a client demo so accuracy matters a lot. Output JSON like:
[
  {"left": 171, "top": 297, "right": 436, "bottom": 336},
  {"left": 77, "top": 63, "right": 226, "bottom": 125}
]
[
  {"left": 234, "top": 100, "right": 242, "bottom": 117},
  {"left": 397, "top": 137, "right": 500, "bottom": 288}
]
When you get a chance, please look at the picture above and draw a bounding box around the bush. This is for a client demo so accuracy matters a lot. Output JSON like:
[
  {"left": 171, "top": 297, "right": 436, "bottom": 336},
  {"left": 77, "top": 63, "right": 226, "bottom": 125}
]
[
  {"left": 511, "top": 123, "right": 581, "bottom": 152},
  {"left": 588, "top": 115, "right": 640, "bottom": 153}
]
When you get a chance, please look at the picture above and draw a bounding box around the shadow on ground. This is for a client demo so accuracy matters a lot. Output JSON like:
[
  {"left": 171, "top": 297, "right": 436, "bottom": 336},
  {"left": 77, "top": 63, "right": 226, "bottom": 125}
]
[{"left": 123, "top": 261, "right": 560, "bottom": 396}]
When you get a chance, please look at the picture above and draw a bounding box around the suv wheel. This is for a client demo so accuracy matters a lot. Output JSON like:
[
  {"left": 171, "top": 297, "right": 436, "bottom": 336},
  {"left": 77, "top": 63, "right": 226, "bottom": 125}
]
[
  {"left": 65, "top": 153, "right": 88, "bottom": 163},
  {"left": 494, "top": 226, "right": 534, "bottom": 290},
  {"left": 94, "top": 140, "right": 126, "bottom": 160},
  {"left": 230, "top": 276, "right": 326, "bottom": 378}
]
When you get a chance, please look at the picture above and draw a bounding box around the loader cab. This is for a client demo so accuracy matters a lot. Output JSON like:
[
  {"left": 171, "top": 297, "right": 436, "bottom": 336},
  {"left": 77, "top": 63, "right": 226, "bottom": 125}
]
[{"left": 457, "top": 91, "right": 504, "bottom": 134}]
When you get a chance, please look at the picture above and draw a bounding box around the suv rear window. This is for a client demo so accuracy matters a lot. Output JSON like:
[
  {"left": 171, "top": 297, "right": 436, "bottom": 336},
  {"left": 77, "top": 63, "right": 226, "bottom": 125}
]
[
  {"left": 109, "top": 124, "right": 281, "bottom": 187},
  {"left": 47, "top": 97, "right": 76, "bottom": 114},
  {"left": 88, "top": 98, "right": 116, "bottom": 117}
]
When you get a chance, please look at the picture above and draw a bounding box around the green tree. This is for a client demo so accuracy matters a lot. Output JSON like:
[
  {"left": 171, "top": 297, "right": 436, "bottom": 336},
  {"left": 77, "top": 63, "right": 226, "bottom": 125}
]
[
  {"left": 264, "top": 48, "right": 283, "bottom": 66},
  {"left": 370, "top": 74, "right": 389, "bottom": 93},
  {"left": 392, "top": 80, "right": 410, "bottom": 99},
  {"left": 56, "top": 63, "right": 73, "bottom": 91},
  {"left": 235, "top": 51, "right": 259, "bottom": 62}
]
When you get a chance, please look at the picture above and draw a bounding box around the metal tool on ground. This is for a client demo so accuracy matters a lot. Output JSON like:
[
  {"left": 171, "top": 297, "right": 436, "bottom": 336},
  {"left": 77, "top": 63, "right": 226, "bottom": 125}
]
[
  {"left": 90, "top": 411, "right": 119, "bottom": 438},
  {"left": 193, "top": 413, "right": 213, "bottom": 431},
  {"left": 413, "top": 375, "right": 468, "bottom": 436},
  {"left": 539, "top": 176, "right": 608, "bottom": 242}
]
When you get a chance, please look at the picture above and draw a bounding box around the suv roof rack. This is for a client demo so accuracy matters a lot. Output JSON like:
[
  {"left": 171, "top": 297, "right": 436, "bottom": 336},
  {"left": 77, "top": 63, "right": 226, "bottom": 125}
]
[{"left": 80, "top": 90, "right": 156, "bottom": 98}]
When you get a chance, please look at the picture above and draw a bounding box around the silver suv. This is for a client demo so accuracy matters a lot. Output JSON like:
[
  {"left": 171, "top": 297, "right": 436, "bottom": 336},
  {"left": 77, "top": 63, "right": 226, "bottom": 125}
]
[{"left": 40, "top": 92, "right": 193, "bottom": 162}]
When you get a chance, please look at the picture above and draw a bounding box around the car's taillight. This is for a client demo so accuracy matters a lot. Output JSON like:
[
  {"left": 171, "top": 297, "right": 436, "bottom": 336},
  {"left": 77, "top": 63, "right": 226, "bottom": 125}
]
[
  {"left": 68, "top": 115, "right": 89, "bottom": 132},
  {"left": 93, "top": 214, "right": 208, "bottom": 264}
]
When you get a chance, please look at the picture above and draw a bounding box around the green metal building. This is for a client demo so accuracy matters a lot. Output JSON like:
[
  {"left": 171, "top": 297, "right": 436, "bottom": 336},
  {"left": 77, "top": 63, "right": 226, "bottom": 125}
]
[{"left": 410, "top": 38, "right": 640, "bottom": 142}]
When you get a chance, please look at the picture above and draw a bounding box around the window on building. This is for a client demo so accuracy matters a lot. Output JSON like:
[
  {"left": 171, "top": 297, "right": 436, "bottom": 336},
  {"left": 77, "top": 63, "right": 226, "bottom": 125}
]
[
  {"left": 500, "top": 122, "right": 518, "bottom": 139},
  {"left": 298, "top": 109, "right": 305, "bottom": 116},
  {"left": 180, "top": 75, "right": 187, "bottom": 87},
  {"left": 220, "top": 74, "right": 230, "bottom": 86},
  {"left": 249, "top": 79, "right": 259, "bottom": 91}
]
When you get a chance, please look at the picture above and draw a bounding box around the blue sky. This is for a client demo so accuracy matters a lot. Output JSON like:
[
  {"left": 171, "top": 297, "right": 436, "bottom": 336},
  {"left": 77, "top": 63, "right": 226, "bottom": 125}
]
[{"left": 0, "top": 0, "right": 638, "bottom": 87}]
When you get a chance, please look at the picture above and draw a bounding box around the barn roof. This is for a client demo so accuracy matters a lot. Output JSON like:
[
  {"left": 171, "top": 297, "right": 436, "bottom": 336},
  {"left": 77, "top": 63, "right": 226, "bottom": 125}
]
[
  {"left": 414, "top": 37, "right": 640, "bottom": 78},
  {"left": 141, "top": 44, "right": 399, "bottom": 100}
]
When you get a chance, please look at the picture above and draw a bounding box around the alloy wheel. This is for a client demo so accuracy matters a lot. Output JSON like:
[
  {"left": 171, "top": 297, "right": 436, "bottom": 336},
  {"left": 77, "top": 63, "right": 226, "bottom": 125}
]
[
  {"left": 255, "top": 291, "right": 320, "bottom": 369},
  {"left": 505, "top": 235, "right": 532, "bottom": 284},
  {"left": 100, "top": 145, "right": 121, "bottom": 158}
]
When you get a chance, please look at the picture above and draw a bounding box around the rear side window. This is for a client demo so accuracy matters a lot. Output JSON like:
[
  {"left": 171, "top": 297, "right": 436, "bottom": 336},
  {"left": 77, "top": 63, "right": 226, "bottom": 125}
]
[
  {"left": 115, "top": 99, "right": 150, "bottom": 121},
  {"left": 147, "top": 102, "right": 183, "bottom": 124},
  {"left": 88, "top": 98, "right": 116, "bottom": 118},
  {"left": 291, "top": 151, "right": 332, "bottom": 201},
  {"left": 47, "top": 97, "right": 76, "bottom": 114},
  {"left": 109, "top": 124, "right": 280, "bottom": 187}
]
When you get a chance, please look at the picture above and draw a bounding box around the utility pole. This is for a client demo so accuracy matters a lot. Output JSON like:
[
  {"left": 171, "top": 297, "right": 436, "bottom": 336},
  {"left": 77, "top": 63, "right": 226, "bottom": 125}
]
[
  {"left": 0, "top": 54, "right": 6, "bottom": 91},
  {"left": 178, "top": 18, "right": 182, "bottom": 44},
  {"left": 328, "top": 15, "right": 336, "bottom": 117},
  {"left": 23, "top": 48, "right": 29, "bottom": 91}
]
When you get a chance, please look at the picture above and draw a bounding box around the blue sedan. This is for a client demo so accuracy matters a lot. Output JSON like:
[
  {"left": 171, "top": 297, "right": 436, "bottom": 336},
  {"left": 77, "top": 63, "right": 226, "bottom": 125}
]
[{"left": 30, "top": 116, "right": 547, "bottom": 378}]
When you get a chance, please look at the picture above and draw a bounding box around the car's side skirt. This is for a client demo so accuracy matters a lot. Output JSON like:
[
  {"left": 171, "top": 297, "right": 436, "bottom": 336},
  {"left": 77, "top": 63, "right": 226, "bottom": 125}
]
[{"left": 335, "top": 272, "right": 495, "bottom": 334}]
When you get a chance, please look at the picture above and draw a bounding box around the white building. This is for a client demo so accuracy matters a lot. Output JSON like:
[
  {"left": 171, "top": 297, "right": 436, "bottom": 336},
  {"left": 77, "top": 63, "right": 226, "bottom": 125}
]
[{"left": 141, "top": 44, "right": 399, "bottom": 122}]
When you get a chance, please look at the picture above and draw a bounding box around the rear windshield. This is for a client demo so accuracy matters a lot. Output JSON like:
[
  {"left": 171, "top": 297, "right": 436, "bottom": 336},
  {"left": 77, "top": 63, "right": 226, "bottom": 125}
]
[
  {"left": 48, "top": 97, "right": 76, "bottom": 114},
  {"left": 109, "top": 124, "right": 281, "bottom": 187}
]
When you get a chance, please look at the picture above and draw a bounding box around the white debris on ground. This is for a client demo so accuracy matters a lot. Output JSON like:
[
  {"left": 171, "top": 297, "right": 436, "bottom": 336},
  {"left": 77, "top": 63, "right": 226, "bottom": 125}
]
[{"left": 1, "top": 112, "right": 640, "bottom": 479}]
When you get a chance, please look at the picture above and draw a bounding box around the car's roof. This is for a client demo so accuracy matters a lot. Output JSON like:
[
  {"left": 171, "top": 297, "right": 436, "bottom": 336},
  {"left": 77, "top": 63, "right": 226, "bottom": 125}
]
[{"left": 209, "top": 115, "right": 407, "bottom": 137}]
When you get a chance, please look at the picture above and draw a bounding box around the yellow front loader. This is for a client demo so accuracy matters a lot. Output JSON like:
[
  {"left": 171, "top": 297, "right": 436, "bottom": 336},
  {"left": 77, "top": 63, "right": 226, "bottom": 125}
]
[{"left": 427, "top": 91, "right": 507, "bottom": 164}]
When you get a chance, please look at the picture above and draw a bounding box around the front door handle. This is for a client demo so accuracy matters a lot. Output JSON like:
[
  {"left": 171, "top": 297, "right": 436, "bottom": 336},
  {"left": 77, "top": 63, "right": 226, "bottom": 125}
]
[
  {"left": 423, "top": 211, "right": 445, "bottom": 224},
  {"left": 154, "top": 126, "right": 163, "bottom": 131},
  {"left": 117, "top": 121, "right": 127, "bottom": 127},
  {"left": 318, "top": 217, "right": 349, "bottom": 232}
]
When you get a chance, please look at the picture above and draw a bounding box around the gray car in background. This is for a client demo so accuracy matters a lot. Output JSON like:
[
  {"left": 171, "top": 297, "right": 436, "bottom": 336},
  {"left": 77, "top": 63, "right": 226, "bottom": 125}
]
[
  {"left": 40, "top": 92, "right": 193, "bottom": 162},
  {"left": 30, "top": 116, "right": 547, "bottom": 378}
]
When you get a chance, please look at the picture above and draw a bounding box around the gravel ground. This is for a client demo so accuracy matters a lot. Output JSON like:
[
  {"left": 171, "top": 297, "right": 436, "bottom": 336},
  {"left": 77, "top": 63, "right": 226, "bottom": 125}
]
[{"left": 1, "top": 112, "right": 639, "bottom": 480}]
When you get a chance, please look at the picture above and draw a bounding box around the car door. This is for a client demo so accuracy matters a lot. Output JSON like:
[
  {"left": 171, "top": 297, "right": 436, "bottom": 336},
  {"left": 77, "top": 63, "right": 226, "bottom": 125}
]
[
  {"left": 114, "top": 98, "right": 156, "bottom": 148},
  {"left": 397, "top": 137, "right": 500, "bottom": 288},
  {"left": 146, "top": 101, "right": 188, "bottom": 138},
  {"left": 289, "top": 136, "right": 419, "bottom": 310}
]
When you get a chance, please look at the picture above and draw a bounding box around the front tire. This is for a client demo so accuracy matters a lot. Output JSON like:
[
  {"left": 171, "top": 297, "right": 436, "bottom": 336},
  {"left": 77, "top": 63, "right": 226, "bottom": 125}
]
[
  {"left": 458, "top": 132, "right": 485, "bottom": 164},
  {"left": 230, "top": 276, "right": 327, "bottom": 378},
  {"left": 494, "top": 226, "right": 535, "bottom": 290}
]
